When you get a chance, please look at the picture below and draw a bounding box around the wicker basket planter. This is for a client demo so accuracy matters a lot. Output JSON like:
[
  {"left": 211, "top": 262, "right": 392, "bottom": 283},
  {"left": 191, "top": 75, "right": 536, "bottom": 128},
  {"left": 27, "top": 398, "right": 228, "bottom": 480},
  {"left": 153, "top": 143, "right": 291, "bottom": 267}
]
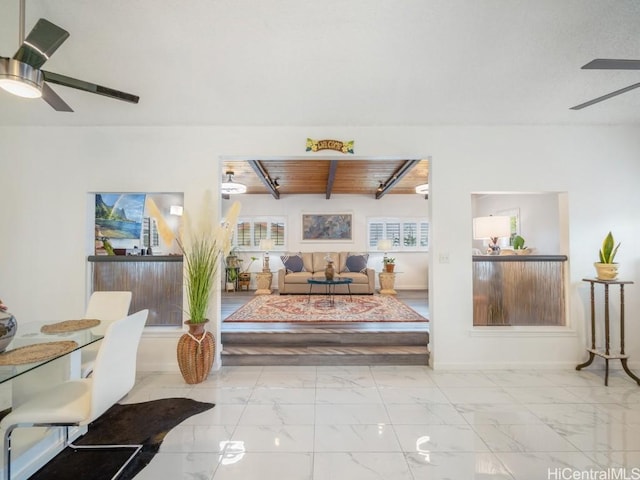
[{"left": 177, "top": 320, "right": 215, "bottom": 384}]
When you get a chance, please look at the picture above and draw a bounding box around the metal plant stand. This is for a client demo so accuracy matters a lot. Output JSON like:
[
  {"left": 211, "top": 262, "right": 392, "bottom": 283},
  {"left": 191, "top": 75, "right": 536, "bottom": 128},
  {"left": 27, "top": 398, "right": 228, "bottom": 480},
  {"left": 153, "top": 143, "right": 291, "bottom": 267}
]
[{"left": 576, "top": 278, "right": 639, "bottom": 386}]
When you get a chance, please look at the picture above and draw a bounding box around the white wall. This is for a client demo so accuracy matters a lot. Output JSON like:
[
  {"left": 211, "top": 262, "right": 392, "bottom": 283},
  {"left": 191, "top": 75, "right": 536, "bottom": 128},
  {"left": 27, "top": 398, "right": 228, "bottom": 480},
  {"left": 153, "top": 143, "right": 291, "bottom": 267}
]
[
  {"left": 1, "top": 125, "right": 639, "bottom": 372},
  {"left": 228, "top": 193, "right": 430, "bottom": 290}
]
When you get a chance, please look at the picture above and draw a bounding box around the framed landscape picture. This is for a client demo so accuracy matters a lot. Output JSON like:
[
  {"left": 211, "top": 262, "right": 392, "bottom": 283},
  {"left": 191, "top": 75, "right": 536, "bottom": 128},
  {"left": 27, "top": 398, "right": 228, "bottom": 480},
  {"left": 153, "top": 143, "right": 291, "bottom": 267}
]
[
  {"left": 302, "top": 213, "right": 353, "bottom": 241},
  {"left": 95, "top": 193, "right": 145, "bottom": 239}
]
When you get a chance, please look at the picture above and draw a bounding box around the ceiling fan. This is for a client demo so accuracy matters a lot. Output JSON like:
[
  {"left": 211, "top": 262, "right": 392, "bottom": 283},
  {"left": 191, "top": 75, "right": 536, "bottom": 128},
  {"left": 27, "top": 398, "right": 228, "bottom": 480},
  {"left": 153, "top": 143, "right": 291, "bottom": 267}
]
[
  {"left": 571, "top": 58, "right": 640, "bottom": 110},
  {"left": 0, "top": 2, "right": 139, "bottom": 112}
]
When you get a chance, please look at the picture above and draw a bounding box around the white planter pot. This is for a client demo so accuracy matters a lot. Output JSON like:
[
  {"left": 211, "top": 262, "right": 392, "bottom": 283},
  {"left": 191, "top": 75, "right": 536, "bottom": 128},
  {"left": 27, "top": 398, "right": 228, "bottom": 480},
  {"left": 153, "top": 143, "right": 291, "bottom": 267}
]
[{"left": 594, "top": 262, "right": 619, "bottom": 281}]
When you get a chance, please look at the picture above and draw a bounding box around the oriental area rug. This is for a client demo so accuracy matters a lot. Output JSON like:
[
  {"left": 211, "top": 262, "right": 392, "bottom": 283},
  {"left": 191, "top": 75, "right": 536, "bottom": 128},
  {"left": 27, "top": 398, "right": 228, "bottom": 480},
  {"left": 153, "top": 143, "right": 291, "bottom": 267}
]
[
  {"left": 30, "top": 398, "right": 214, "bottom": 480},
  {"left": 225, "top": 294, "right": 428, "bottom": 323}
]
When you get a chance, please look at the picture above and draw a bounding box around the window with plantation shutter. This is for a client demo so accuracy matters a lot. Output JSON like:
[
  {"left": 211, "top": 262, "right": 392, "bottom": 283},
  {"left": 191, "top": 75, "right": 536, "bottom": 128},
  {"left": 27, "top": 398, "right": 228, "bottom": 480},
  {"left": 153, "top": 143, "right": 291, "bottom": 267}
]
[
  {"left": 234, "top": 217, "right": 287, "bottom": 250},
  {"left": 270, "top": 222, "right": 285, "bottom": 247},
  {"left": 236, "top": 221, "right": 251, "bottom": 247},
  {"left": 367, "top": 217, "right": 429, "bottom": 252}
]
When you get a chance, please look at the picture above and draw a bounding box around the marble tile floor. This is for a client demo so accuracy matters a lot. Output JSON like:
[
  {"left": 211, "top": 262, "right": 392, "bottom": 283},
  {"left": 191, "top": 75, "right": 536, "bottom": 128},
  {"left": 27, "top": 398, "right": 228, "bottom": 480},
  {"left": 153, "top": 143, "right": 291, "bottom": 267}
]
[{"left": 124, "top": 366, "right": 640, "bottom": 480}]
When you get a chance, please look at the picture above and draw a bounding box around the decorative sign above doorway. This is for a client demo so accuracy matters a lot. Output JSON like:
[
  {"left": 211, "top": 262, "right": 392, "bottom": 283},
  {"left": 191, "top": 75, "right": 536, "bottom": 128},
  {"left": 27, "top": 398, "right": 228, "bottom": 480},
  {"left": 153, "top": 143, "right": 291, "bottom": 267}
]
[{"left": 306, "top": 138, "right": 354, "bottom": 154}]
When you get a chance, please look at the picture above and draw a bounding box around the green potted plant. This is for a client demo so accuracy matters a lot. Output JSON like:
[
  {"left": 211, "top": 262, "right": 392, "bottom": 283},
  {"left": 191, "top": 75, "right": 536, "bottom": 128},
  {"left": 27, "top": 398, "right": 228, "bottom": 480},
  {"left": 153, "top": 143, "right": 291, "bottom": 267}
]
[
  {"left": 245, "top": 256, "right": 259, "bottom": 273},
  {"left": 512, "top": 235, "right": 532, "bottom": 255},
  {"left": 226, "top": 247, "right": 240, "bottom": 269},
  {"left": 384, "top": 257, "right": 396, "bottom": 273},
  {"left": 226, "top": 261, "right": 239, "bottom": 291},
  {"left": 594, "top": 231, "right": 620, "bottom": 280},
  {"left": 176, "top": 193, "right": 241, "bottom": 384},
  {"left": 238, "top": 256, "right": 258, "bottom": 286}
]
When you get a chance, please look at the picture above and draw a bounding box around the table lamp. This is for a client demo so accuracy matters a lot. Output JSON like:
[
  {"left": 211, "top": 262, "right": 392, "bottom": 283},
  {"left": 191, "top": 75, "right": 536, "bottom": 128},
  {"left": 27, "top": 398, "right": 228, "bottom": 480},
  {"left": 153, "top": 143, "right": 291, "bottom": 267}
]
[
  {"left": 259, "top": 238, "right": 274, "bottom": 272},
  {"left": 377, "top": 239, "right": 393, "bottom": 263},
  {"left": 472, "top": 216, "right": 511, "bottom": 254}
]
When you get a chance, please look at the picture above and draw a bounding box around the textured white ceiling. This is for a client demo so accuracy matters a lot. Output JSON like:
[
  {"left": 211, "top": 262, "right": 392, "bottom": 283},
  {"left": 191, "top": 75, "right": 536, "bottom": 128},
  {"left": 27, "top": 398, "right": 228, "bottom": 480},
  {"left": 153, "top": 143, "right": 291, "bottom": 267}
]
[{"left": 1, "top": 0, "right": 639, "bottom": 126}]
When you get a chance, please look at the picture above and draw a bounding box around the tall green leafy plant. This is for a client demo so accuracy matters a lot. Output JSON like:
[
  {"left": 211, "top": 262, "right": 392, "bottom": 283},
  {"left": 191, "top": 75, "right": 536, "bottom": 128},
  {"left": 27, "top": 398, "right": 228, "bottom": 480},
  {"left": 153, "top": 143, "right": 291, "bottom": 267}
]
[
  {"left": 179, "top": 193, "right": 241, "bottom": 324},
  {"left": 598, "top": 231, "right": 620, "bottom": 264}
]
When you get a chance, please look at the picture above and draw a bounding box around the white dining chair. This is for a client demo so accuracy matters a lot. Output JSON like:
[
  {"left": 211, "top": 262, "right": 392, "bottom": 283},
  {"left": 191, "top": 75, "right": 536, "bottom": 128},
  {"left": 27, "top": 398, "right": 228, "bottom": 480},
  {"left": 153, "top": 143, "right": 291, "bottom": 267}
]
[
  {"left": 1, "top": 309, "right": 148, "bottom": 480},
  {"left": 81, "top": 291, "right": 132, "bottom": 377}
]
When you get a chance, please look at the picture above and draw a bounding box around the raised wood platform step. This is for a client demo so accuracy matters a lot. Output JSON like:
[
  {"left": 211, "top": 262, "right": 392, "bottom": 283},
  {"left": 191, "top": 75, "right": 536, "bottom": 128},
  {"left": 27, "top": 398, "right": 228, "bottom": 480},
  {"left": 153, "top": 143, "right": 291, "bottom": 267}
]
[
  {"left": 222, "top": 345, "right": 429, "bottom": 366},
  {"left": 221, "top": 322, "right": 430, "bottom": 366}
]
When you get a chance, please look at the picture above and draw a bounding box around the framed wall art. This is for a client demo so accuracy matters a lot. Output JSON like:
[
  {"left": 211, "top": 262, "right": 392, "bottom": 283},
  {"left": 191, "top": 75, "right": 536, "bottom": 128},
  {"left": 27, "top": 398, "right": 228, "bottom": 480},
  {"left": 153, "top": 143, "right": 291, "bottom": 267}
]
[
  {"left": 302, "top": 213, "right": 353, "bottom": 241},
  {"left": 95, "top": 193, "right": 146, "bottom": 239}
]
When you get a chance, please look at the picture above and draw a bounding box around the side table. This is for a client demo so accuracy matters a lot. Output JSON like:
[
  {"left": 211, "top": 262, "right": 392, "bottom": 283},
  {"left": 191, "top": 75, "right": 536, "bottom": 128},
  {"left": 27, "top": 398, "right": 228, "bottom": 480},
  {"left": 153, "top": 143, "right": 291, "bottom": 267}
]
[
  {"left": 379, "top": 272, "right": 397, "bottom": 295},
  {"left": 255, "top": 271, "right": 273, "bottom": 295},
  {"left": 237, "top": 275, "right": 251, "bottom": 291},
  {"left": 576, "top": 278, "right": 639, "bottom": 386}
]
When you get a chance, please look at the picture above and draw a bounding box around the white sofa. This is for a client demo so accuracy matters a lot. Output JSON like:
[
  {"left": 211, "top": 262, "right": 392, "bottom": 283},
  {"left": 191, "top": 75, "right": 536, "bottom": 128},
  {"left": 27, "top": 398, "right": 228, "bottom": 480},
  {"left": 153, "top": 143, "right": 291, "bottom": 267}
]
[{"left": 277, "top": 252, "right": 374, "bottom": 295}]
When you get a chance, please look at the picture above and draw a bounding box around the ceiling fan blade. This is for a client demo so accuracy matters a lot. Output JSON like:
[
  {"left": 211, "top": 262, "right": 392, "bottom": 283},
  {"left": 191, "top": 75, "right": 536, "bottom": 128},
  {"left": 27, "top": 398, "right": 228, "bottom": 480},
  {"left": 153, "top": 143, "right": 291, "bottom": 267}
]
[
  {"left": 42, "top": 70, "right": 140, "bottom": 104},
  {"left": 41, "top": 83, "right": 73, "bottom": 112},
  {"left": 570, "top": 82, "right": 640, "bottom": 110},
  {"left": 13, "top": 19, "right": 69, "bottom": 69},
  {"left": 582, "top": 59, "right": 640, "bottom": 70}
]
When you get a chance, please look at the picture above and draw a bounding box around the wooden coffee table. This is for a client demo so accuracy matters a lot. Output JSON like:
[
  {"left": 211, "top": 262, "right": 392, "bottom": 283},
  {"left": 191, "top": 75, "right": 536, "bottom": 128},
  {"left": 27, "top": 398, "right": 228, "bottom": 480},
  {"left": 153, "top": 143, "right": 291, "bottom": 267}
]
[{"left": 307, "top": 278, "right": 353, "bottom": 305}]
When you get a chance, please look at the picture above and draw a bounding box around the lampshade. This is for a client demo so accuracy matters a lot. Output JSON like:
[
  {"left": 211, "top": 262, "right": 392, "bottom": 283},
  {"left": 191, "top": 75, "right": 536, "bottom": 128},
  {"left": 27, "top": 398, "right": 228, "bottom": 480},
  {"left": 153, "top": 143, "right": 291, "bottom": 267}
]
[
  {"left": 259, "top": 238, "right": 274, "bottom": 251},
  {"left": 169, "top": 205, "right": 183, "bottom": 216},
  {"left": 221, "top": 171, "right": 247, "bottom": 195},
  {"left": 472, "top": 216, "right": 511, "bottom": 240},
  {"left": 377, "top": 239, "right": 393, "bottom": 251}
]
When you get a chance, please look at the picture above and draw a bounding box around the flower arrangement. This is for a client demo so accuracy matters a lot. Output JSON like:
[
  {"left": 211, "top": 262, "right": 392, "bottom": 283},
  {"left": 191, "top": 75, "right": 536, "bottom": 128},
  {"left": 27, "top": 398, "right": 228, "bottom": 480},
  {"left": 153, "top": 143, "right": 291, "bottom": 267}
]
[{"left": 178, "top": 192, "right": 241, "bottom": 324}]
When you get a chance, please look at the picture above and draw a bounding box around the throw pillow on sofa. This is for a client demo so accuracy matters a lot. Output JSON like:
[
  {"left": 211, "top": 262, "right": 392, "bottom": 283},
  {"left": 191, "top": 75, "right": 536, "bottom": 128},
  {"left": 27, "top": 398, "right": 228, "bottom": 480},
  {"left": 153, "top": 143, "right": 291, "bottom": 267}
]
[
  {"left": 345, "top": 253, "right": 369, "bottom": 273},
  {"left": 281, "top": 254, "right": 306, "bottom": 273}
]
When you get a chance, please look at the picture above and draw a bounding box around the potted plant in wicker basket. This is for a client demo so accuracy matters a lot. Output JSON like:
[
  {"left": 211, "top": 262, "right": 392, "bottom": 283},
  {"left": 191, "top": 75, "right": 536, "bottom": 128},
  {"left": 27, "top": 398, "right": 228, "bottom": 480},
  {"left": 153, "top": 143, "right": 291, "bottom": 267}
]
[
  {"left": 238, "top": 256, "right": 258, "bottom": 289},
  {"left": 177, "top": 192, "right": 240, "bottom": 384}
]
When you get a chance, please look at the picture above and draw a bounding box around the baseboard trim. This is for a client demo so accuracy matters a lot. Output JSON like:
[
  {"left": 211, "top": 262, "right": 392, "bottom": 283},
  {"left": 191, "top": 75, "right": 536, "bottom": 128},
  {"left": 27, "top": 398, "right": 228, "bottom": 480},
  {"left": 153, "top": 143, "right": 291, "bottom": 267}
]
[{"left": 432, "top": 360, "right": 583, "bottom": 370}]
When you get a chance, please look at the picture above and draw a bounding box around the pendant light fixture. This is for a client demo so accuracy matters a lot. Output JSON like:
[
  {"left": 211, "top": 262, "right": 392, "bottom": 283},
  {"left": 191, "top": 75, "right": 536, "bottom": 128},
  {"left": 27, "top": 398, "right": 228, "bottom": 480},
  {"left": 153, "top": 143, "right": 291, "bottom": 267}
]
[
  {"left": 221, "top": 171, "right": 247, "bottom": 195},
  {"left": 414, "top": 183, "right": 429, "bottom": 195}
]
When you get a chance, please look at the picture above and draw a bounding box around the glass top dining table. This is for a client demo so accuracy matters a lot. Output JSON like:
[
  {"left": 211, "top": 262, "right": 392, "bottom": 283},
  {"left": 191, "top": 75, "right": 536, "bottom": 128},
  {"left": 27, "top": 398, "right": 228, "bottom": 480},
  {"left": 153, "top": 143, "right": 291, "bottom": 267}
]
[{"left": 0, "top": 320, "right": 103, "bottom": 384}]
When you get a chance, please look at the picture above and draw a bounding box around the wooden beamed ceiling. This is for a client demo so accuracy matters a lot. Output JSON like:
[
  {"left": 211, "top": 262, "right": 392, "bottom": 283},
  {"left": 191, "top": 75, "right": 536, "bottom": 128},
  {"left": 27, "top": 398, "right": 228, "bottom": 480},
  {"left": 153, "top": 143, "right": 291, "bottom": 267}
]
[{"left": 222, "top": 159, "right": 429, "bottom": 199}]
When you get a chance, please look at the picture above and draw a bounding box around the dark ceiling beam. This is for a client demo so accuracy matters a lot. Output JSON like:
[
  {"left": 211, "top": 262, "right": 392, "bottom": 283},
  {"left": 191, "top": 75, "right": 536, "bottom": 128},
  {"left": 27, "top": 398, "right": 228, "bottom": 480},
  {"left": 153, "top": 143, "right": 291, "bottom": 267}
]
[
  {"left": 325, "top": 160, "right": 338, "bottom": 199},
  {"left": 247, "top": 160, "right": 280, "bottom": 199},
  {"left": 375, "top": 159, "right": 420, "bottom": 199}
]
